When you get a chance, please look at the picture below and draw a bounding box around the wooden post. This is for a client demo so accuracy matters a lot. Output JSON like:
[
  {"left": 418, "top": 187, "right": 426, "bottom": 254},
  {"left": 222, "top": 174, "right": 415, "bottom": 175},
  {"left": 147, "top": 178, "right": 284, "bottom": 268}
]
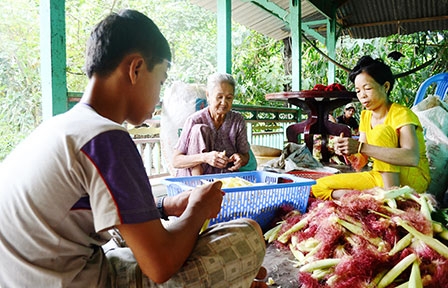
[
  {"left": 217, "top": 0, "right": 232, "bottom": 73},
  {"left": 326, "top": 17, "right": 336, "bottom": 84},
  {"left": 290, "top": 0, "right": 302, "bottom": 91},
  {"left": 40, "top": 0, "right": 67, "bottom": 119}
]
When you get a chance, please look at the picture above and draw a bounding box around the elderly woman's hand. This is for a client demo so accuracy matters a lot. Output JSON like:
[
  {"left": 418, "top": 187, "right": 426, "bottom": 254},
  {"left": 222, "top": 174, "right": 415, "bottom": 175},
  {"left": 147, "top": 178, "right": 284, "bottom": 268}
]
[
  {"left": 203, "top": 151, "right": 229, "bottom": 169},
  {"left": 227, "top": 153, "right": 245, "bottom": 171}
]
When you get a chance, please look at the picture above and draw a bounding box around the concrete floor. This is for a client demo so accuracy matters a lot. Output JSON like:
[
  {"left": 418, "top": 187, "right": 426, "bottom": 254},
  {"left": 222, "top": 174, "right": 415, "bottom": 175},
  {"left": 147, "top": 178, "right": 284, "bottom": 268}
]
[{"left": 150, "top": 177, "right": 168, "bottom": 198}]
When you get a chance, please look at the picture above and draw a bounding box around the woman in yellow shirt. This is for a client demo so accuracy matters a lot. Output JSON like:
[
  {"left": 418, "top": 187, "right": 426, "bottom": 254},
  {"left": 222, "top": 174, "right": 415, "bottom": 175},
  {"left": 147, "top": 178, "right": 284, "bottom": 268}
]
[{"left": 312, "top": 56, "right": 430, "bottom": 200}]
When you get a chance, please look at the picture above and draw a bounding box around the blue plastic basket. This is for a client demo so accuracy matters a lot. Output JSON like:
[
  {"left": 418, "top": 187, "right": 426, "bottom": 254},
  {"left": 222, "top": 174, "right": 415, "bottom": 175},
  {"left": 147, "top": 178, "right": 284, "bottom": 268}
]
[{"left": 162, "top": 171, "right": 315, "bottom": 230}]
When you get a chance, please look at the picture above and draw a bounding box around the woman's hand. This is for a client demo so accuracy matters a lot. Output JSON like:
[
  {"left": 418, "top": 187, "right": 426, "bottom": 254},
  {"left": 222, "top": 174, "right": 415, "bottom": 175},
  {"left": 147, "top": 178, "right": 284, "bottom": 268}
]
[
  {"left": 227, "top": 153, "right": 245, "bottom": 171},
  {"left": 334, "top": 135, "right": 361, "bottom": 156},
  {"left": 203, "top": 151, "right": 229, "bottom": 169}
]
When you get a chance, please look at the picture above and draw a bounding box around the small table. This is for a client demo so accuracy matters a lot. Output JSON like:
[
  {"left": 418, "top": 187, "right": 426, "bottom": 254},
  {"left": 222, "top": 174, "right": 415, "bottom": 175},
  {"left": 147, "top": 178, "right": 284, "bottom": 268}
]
[{"left": 265, "top": 90, "right": 357, "bottom": 162}]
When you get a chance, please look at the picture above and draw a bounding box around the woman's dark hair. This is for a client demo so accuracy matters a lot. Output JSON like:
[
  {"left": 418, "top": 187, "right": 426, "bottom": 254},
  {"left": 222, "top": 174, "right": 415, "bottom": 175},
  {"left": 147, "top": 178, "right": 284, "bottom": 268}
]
[
  {"left": 348, "top": 56, "right": 395, "bottom": 96},
  {"left": 84, "top": 9, "right": 171, "bottom": 78}
]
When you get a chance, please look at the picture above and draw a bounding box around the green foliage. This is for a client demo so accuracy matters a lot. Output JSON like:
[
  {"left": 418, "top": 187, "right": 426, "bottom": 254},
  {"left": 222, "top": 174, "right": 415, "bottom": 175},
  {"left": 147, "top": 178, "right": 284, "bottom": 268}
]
[
  {"left": 300, "top": 40, "right": 330, "bottom": 89},
  {"left": 65, "top": 0, "right": 290, "bottom": 105},
  {"left": 304, "top": 31, "right": 447, "bottom": 109},
  {"left": 65, "top": 0, "right": 219, "bottom": 91},
  {"left": 0, "top": 0, "right": 447, "bottom": 161},
  {"left": 153, "top": 0, "right": 218, "bottom": 85},
  {"left": 232, "top": 32, "right": 290, "bottom": 106},
  {"left": 0, "top": 0, "right": 41, "bottom": 160},
  {"left": 384, "top": 31, "right": 448, "bottom": 106}
]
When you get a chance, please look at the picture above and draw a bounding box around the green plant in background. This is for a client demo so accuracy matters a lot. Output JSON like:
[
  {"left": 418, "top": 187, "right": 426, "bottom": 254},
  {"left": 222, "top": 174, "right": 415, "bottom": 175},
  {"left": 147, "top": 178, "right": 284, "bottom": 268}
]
[
  {"left": 64, "top": 0, "right": 220, "bottom": 92},
  {"left": 303, "top": 31, "right": 447, "bottom": 109},
  {"left": 232, "top": 31, "right": 291, "bottom": 107},
  {"left": 300, "top": 38, "right": 330, "bottom": 90},
  {"left": 0, "top": 0, "right": 41, "bottom": 160},
  {"left": 385, "top": 31, "right": 448, "bottom": 107},
  {"left": 0, "top": 0, "right": 447, "bottom": 161}
]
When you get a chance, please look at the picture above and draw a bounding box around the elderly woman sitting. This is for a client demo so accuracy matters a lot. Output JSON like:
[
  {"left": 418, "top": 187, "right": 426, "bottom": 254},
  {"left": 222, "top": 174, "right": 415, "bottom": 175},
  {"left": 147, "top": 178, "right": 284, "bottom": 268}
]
[{"left": 172, "top": 72, "right": 251, "bottom": 176}]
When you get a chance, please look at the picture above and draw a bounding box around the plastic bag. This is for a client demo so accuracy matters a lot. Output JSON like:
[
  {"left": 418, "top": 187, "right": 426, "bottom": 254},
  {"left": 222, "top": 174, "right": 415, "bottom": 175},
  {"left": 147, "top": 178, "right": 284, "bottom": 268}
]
[{"left": 412, "top": 95, "right": 448, "bottom": 204}]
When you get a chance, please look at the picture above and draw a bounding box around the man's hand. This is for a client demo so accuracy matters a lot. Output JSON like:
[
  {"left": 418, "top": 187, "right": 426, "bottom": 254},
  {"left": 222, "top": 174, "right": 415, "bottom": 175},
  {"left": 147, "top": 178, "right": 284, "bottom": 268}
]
[
  {"left": 118, "top": 181, "right": 225, "bottom": 282},
  {"left": 162, "top": 190, "right": 191, "bottom": 217},
  {"left": 188, "top": 181, "right": 224, "bottom": 219},
  {"left": 162, "top": 180, "right": 224, "bottom": 219}
]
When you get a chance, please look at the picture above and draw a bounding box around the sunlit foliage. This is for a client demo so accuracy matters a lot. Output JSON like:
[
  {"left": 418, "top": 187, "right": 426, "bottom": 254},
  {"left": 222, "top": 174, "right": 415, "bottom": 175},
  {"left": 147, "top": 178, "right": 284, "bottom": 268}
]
[{"left": 0, "top": 0, "right": 446, "bottom": 160}]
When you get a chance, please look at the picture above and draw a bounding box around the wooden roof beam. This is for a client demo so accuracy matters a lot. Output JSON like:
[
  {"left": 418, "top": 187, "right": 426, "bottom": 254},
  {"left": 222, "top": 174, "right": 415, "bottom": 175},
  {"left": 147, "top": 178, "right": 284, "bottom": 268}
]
[{"left": 346, "top": 15, "right": 448, "bottom": 29}]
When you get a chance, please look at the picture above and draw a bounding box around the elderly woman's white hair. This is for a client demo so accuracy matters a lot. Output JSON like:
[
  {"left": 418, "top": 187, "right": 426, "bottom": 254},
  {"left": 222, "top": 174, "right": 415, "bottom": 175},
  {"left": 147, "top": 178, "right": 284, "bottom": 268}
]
[{"left": 206, "top": 72, "right": 236, "bottom": 94}]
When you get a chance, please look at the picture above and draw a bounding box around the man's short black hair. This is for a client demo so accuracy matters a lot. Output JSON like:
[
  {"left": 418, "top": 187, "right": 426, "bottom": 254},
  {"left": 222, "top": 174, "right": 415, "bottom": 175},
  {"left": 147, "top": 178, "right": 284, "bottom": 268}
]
[{"left": 84, "top": 9, "right": 171, "bottom": 78}]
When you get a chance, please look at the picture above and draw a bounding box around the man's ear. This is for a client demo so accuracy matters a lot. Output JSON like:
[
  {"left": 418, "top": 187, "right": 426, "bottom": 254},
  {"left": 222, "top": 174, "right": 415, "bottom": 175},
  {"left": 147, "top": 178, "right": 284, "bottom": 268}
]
[{"left": 128, "top": 56, "right": 145, "bottom": 85}]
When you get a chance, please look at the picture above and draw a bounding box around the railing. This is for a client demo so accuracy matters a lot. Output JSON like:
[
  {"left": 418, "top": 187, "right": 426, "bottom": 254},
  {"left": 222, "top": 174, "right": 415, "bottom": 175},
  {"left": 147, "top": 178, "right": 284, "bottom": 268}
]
[
  {"left": 233, "top": 103, "right": 301, "bottom": 150},
  {"left": 133, "top": 124, "right": 296, "bottom": 177},
  {"left": 247, "top": 123, "right": 292, "bottom": 149},
  {"left": 133, "top": 138, "right": 170, "bottom": 178},
  {"left": 67, "top": 93, "right": 302, "bottom": 177},
  {"left": 133, "top": 127, "right": 293, "bottom": 178}
]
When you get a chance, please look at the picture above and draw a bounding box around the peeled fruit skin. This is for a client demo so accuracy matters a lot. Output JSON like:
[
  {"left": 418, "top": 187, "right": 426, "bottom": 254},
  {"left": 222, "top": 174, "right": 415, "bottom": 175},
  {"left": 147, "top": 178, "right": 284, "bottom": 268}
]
[{"left": 344, "top": 153, "right": 368, "bottom": 171}]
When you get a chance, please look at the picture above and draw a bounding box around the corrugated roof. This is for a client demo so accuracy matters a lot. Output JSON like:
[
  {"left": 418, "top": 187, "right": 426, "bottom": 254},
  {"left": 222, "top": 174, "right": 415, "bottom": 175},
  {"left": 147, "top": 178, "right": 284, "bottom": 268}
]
[
  {"left": 190, "top": 0, "right": 292, "bottom": 40},
  {"left": 189, "top": 0, "right": 448, "bottom": 40},
  {"left": 338, "top": 0, "right": 448, "bottom": 39}
]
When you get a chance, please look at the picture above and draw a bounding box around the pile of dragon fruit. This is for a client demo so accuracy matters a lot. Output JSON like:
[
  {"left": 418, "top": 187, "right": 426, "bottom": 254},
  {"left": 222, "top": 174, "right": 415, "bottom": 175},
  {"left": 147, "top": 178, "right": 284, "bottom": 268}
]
[{"left": 264, "top": 186, "right": 448, "bottom": 287}]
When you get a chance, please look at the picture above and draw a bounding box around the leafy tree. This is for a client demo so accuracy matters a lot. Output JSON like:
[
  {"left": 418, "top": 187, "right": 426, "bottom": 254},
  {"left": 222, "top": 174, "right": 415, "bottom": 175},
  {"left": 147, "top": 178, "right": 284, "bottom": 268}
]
[
  {"left": 0, "top": 0, "right": 446, "bottom": 161},
  {"left": 300, "top": 31, "right": 447, "bottom": 110},
  {"left": 65, "top": 0, "right": 219, "bottom": 91},
  {"left": 0, "top": 0, "right": 41, "bottom": 160},
  {"left": 232, "top": 31, "right": 290, "bottom": 106}
]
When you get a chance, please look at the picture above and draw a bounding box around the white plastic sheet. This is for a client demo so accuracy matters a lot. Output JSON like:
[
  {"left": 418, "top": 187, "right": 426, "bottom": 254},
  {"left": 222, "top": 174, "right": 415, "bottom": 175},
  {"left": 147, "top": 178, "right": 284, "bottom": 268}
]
[{"left": 412, "top": 95, "right": 448, "bottom": 205}]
